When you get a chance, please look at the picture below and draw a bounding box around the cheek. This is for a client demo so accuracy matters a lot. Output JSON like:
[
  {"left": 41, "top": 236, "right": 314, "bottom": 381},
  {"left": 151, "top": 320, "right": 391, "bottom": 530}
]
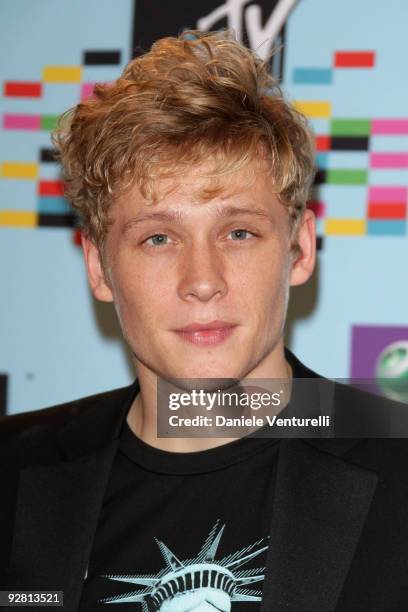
[
  {"left": 110, "top": 263, "right": 172, "bottom": 331},
  {"left": 235, "top": 250, "right": 289, "bottom": 304},
  {"left": 249, "top": 273, "right": 290, "bottom": 342}
]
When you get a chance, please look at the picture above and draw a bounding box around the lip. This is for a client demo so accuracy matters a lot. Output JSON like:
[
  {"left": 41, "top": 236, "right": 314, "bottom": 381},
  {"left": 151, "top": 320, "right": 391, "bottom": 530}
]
[{"left": 173, "top": 320, "right": 237, "bottom": 347}]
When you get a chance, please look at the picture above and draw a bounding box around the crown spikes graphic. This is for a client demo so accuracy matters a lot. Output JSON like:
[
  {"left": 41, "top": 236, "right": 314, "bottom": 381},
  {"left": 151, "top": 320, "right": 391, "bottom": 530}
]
[
  {"left": 155, "top": 538, "right": 186, "bottom": 570},
  {"left": 100, "top": 520, "right": 269, "bottom": 608},
  {"left": 197, "top": 521, "right": 225, "bottom": 562}
]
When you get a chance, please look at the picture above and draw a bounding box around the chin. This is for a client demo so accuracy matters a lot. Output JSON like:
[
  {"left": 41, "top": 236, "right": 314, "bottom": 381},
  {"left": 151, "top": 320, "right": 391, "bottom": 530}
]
[
  {"left": 136, "top": 340, "right": 253, "bottom": 384},
  {"left": 164, "top": 361, "right": 246, "bottom": 385}
]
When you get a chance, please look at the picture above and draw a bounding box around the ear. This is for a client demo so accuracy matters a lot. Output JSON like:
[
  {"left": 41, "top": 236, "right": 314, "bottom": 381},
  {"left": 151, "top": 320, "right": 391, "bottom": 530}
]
[
  {"left": 289, "top": 208, "right": 316, "bottom": 287},
  {"left": 81, "top": 233, "right": 114, "bottom": 302}
]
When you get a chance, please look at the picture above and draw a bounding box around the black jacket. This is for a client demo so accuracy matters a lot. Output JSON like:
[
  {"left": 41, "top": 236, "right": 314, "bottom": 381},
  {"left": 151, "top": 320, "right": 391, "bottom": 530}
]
[{"left": 1, "top": 350, "right": 408, "bottom": 611}]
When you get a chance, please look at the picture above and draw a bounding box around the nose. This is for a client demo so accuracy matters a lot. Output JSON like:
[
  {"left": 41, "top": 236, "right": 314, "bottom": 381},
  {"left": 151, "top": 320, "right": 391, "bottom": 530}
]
[{"left": 177, "top": 242, "right": 228, "bottom": 303}]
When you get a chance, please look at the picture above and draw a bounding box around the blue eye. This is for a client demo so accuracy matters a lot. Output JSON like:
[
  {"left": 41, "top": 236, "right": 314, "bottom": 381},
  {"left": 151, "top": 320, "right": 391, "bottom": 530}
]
[
  {"left": 229, "top": 229, "right": 252, "bottom": 240},
  {"left": 146, "top": 234, "right": 168, "bottom": 246}
]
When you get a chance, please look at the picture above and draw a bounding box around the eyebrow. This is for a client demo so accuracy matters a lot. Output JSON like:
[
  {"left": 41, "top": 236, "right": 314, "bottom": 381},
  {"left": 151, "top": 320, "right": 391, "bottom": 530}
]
[{"left": 122, "top": 205, "right": 274, "bottom": 233}]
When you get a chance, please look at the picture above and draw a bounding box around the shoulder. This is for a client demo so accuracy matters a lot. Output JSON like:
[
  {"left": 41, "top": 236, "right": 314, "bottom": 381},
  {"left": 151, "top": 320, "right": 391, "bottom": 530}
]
[
  {"left": 307, "top": 381, "right": 408, "bottom": 466},
  {"left": 344, "top": 438, "right": 408, "bottom": 486},
  {"left": 333, "top": 379, "right": 397, "bottom": 406},
  {"left": 0, "top": 385, "right": 134, "bottom": 448},
  {"left": 331, "top": 380, "right": 408, "bottom": 436}
]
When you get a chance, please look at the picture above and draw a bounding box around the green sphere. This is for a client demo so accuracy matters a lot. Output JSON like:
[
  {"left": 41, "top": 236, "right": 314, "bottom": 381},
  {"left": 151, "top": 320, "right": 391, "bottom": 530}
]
[{"left": 376, "top": 341, "right": 408, "bottom": 402}]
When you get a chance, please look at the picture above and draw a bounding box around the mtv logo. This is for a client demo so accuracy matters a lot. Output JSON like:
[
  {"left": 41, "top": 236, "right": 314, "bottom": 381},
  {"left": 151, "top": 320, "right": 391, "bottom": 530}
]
[{"left": 132, "top": 0, "right": 298, "bottom": 79}]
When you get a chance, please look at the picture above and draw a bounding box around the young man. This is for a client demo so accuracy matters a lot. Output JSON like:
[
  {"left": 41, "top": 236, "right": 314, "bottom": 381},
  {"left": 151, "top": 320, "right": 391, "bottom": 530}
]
[{"left": 1, "top": 30, "right": 408, "bottom": 612}]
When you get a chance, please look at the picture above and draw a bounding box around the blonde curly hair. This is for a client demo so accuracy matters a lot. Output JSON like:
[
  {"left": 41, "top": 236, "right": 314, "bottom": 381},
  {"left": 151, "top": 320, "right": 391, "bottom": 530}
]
[{"left": 53, "top": 30, "right": 315, "bottom": 252}]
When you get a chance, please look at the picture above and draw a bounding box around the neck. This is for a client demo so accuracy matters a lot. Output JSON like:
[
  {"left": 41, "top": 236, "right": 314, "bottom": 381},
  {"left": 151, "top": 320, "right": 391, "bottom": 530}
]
[{"left": 126, "top": 341, "right": 292, "bottom": 452}]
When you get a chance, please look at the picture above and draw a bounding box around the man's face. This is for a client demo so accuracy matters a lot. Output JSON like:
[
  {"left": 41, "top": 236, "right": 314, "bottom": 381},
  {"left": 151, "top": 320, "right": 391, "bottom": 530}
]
[{"left": 84, "top": 162, "right": 315, "bottom": 380}]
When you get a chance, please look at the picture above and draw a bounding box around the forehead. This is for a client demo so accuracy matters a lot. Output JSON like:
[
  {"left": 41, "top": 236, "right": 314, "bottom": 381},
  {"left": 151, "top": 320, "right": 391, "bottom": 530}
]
[{"left": 113, "top": 159, "right": 285, "bottom": 222}]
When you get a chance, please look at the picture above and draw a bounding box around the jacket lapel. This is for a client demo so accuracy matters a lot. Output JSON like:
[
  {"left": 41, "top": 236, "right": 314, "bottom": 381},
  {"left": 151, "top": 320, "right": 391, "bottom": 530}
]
[
  {"left": 7, "top": 443, "right": 117, "bottom": 610},
  {"left": 6, "top": 382, "right": 139, "bottom": 611},
  {"left": 261, "top": 438, "right": 378, "bottom": 612}
]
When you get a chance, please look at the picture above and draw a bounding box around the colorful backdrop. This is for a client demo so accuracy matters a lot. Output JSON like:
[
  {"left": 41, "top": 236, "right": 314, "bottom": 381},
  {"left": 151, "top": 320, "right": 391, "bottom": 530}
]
[{"left": 1, "top": 0, "right": 407, "bottom": 414}]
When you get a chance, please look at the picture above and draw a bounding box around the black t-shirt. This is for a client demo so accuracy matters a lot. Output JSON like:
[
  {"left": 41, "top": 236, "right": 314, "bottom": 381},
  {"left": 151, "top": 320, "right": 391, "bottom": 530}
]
[{"left": 79, "top": 421, "right": 281, "bottom": 611}]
